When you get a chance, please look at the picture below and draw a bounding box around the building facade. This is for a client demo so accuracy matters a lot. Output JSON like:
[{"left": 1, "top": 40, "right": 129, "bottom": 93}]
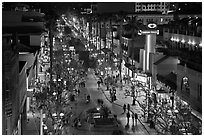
[
  {"left": 160, "top": 15, "right": 202, "bottom": 113},
  {"left": 2, "top": 6, "right": 45, "bottom": 134},
  {"left": 135, "top": 2, "right": 170, "bottom": 14}
]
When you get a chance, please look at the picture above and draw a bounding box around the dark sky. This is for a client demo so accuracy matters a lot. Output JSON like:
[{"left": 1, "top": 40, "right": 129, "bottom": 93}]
[
  {"left": 178, "top": 2, "right": 202, "bottom": 14},
  {"left": 94, "top": 2, "right": 135, "bottom": 13},
  {"left": 3, "top": 2, "right": 202, "bottom": 14},
  {"left": 3, "top": 2, "right": 92, "bottom": 14}
]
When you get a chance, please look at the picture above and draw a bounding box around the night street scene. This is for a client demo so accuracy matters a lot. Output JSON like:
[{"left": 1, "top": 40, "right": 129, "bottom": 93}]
[{"left": 2, "top": 1, "right": 202, "bottom": 135}]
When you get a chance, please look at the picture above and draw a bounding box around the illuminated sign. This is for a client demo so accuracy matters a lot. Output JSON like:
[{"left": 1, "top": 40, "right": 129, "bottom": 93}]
[
  {"left": 147, "top": 23, "right": 157, "bottom": 29},
  {"left": 69, "top": 46, "right": 75, "bottom": 51},
  {"left": 136, "top": 75, "right": 147, "bottom": 83},
  {"left": 138, "top": 30, "right": 159, "bottom": 35}
]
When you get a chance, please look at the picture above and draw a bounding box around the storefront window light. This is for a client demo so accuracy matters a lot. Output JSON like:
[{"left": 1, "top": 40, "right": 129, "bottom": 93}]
[
  {"left": 181, "top": 76, "right": 190, "bottom": 94},
  {"left": 192, "top": 41, "right": 196, "bottom": 45},
  {"left": 183, "top": 77, "right": 188, "bottom": 85}
]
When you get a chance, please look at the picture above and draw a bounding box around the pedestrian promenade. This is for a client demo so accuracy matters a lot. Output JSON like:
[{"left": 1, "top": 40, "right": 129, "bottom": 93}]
[
  {"left": 92, "top": 72, "right": 159, "bottom": 135},
  {"left": 23, "top": 111, "right": 40, "bottom": 135}
]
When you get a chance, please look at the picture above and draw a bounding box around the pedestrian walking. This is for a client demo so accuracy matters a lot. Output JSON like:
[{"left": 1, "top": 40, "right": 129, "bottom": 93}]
[
  {"left": 109, "top": 88, "right": 112, "bottom": 96},
  {"left": 113, "top": 87, "right": 116, "bottom": 94},
  {"left": 132, "top": 97, "right": 136, "bottom": 105},
  {"left": 123, "top": 104, "right": 126, "bottom": 113},
  {"left": 132, "top": 112, "right": 135, "bottom": 126},
  {"left": 126, "top": 111, "right": 130, "bottom": 125},
  {"left": 127, "top": 104, "right": 130, "bottom": 112},
  {"left": 100, "top": 77, "right": 103, "bottom": 84},
  {"left": 135, "top": 113, "right": 138, "bottom": 126},
  {"left": 97, "top": 80, "right": 100, "bottom": 88},
  {"left": 113, "top": 93, "right": 116, "bottom": 101},
  {"left": 78, "top": 119, "right": 82, "bottom": 127}
]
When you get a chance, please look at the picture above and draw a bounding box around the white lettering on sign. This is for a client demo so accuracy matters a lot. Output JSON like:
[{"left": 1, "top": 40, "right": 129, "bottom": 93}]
[
  {"left": 138, "top": 30, "right": 159, "bottom": 35},
  {"left": 148, "top": 23, "right": 157, "bottom": 29}
]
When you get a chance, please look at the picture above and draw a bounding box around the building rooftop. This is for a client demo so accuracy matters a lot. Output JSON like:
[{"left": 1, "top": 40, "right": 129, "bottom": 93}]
[
  {"left": 19, "top": 61, "right": 26, "bottom": 73},
  {"left": 154, "top": 55, "right": 169, "bottom": 65},
  {"left": 18, "top": 43, "right": 41, "bottom": 53},
  {"left": 2, "top": 10, "right": 45, "bottom": 34}
]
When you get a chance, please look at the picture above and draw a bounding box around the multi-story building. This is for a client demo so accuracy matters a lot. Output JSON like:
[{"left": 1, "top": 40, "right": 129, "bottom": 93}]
[
  {"left": 91, "top": 2, "right": 135, "bottom": 14},
  {"left": 135, "top": 2, "right": 170, "bottom": 14},
  {"left": 113, "top": 7, "right": 202, "bottom": 118},
  {"left": 160, "top": 16, "right": 202, "bottom": 114},
  {"left": 126, "top": 12, "right": 174, "bottom": 25},
  {"left": 2, "top": 5, "right": 45, "bottom": 134},
  {"left": 87, "top": 3, "right": 202, "bottom": 121}
]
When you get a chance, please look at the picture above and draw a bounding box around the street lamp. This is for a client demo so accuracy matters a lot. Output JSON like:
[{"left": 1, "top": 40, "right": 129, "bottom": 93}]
[
  {"left": 96, "top": 107, "right": 100, "bottom": 111},
  {"left": 52, "top": 113, "right": 57, "bottom": 117},
  {"left": 53, "top": 92, "right": 57, "bottom": 98},
  {"left": 174, "top": 109, "right": 179, "bottom": 116},
  {"left": 59, "top": 112, "right": 64, "bottom": 117}
]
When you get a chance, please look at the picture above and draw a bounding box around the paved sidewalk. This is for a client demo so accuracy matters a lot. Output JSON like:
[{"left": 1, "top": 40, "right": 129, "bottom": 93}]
[
  {"left": 23, "top": 111, "right": 40, "bottom": 135},
  {"left": 24, "top": 70, "right": 157, "bottom": 135},
  {"left": 93, "top": 70, "right": 158, "bottom": 135},
  {"left": 93, "top": 73, "right": 159, "bottom": 135}
]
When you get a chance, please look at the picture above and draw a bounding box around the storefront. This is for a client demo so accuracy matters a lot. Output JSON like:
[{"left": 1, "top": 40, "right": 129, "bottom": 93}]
[
  {"left": 135, "top": 73, "right": 148, "bottom": 87},
  {"left": 121, "top": 60, "right": 126, "bottom": 79}
]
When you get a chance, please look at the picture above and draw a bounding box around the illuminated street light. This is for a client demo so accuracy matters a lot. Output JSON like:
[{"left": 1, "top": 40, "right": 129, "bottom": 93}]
[
  {"left": 53, "top": 92, "right": 57, "bottom": 96},
  {"left": 181, "top": 39, "right": 185, "bottom": 43},
  {"left": 60, "top": 112, "right": 64, "bottom": 117},
  {"left": 96, "top": 107, "right": 100, "bottom": 111},
  {"left": 73, "top": 17, "right": 76, "bottom": 22},
  {"left": 52, "top": 113, "right": 57, "bottom": 117}
]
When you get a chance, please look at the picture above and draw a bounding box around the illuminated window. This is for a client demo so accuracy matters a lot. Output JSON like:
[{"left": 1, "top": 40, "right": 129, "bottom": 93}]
[{"left": 181, "top": 76, "right": 190, "bottom": 94}]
